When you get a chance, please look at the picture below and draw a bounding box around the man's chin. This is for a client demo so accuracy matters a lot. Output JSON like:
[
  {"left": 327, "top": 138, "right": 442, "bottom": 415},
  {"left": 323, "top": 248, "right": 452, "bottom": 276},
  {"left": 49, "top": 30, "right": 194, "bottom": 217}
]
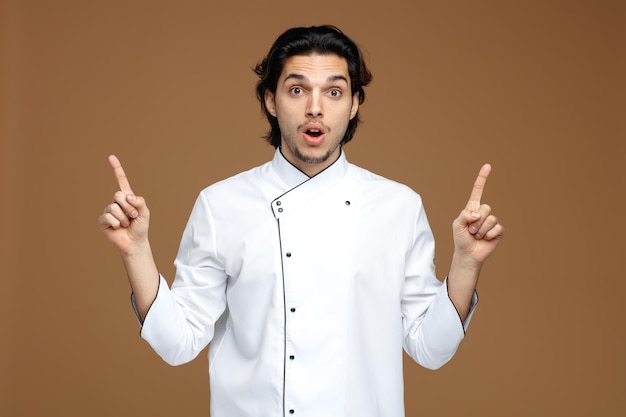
[{"left": 294, "top": 148, "right": 335, "bottom": 165}]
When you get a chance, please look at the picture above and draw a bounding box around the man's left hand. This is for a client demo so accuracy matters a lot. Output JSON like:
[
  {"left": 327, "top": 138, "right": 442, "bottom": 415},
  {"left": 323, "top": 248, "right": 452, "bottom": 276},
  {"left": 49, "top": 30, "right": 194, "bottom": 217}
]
[{"left": 452, "top": 164, "right": 505, "bottom": 265}]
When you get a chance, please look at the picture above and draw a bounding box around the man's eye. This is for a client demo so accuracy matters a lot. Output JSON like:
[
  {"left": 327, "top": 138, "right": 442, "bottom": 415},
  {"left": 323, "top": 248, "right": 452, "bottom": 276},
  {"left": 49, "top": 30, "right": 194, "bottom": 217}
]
[
  {"left": 329, "top": 89, "right": 342, "bottom": 97},
  {"left": 290, "top": 87, "right": 303, "bottom": 95}
]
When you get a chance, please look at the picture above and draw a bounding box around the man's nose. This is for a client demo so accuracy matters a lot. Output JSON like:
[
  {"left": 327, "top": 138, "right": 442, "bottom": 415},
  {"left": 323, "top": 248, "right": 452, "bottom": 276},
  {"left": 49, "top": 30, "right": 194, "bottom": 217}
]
[{"left": 306, "top": 91, "right": 323, "bottom": 117}]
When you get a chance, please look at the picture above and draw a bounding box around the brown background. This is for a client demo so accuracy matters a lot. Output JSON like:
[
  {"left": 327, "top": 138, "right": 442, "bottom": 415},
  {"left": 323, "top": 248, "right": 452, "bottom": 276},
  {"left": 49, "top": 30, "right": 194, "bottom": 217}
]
[{"left": 1, "top": 0, "right": 624, "bottom": 416}]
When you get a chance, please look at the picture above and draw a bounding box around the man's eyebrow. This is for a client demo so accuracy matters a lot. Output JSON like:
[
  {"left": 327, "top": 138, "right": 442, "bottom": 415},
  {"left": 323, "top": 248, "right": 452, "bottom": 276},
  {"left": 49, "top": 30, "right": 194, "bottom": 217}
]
[
  {"left": 327, "top": 75, "right": 348, "bottom": 84},
  {"left": 282, "top": 73, "right": 349, "bottom": 84},
  {"left": 283, "top": 73, "right": 305, "bottom": 84}
]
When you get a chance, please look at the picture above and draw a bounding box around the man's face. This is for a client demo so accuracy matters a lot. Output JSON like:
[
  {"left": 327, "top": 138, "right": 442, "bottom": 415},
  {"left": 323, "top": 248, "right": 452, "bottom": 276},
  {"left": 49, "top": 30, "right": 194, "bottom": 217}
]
[{"left": 265, "top": 53, "right": 359, "bottom": 177}]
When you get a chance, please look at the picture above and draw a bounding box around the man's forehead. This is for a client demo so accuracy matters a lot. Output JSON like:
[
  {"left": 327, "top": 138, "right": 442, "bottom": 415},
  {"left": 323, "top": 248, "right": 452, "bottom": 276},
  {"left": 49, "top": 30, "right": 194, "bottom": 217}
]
[{"left": 280, "top": 53, "right": 349, "bottom": 80}]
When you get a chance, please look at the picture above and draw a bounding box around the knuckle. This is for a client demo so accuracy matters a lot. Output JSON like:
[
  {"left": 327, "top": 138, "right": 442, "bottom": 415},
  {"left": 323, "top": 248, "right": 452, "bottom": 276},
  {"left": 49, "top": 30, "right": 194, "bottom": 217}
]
[
  {"left": 110, "top": 203, "right": 122, "bottom": 214},
  {"left": 100, "top": 213, "right": 118, "bottom": 228},
  {"left": 113, "top": 191, "right": 126, "bottom": 202}
]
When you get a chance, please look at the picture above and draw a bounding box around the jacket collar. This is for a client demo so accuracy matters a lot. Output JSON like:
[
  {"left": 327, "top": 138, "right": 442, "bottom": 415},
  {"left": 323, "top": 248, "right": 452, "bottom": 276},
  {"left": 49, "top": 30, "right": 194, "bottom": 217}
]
[{"left": 270, "top": 148, "right": 350, "bottom": 218}]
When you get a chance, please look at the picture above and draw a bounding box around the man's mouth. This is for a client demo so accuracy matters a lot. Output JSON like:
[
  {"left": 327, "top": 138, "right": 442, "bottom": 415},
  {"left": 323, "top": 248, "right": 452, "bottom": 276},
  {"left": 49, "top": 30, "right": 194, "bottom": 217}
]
[
  {"left": 306, "top": 128, "right": 323, "bottom": 138},
  {"left": 302, "top": 124, "right": 327, "bottom": 146}
]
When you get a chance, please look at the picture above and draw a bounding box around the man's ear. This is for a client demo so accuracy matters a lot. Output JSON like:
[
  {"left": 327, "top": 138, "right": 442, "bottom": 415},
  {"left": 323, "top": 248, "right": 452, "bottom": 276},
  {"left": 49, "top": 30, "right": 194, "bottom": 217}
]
[
  {"left": 265, "top": 90, "right": 277, "bottom": 117},
  {"left": 349, "top": 93, "right": 359, "bottom": 120}
]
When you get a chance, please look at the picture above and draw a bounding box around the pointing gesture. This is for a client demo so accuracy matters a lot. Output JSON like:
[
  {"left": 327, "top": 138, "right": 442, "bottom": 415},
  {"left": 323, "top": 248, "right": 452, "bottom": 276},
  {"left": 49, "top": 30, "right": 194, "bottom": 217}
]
[
  {"left": 111, "top": 154, "right": 134, "bottom": 196},
  {"left": 452, "top": 164, "right": 504, "bottom": 265},
  {"left": 466, "top": 163, "right": 491, "bottom": 213},
  {"left": 98, "top": 155, "right": 151, "bottom": 257}
]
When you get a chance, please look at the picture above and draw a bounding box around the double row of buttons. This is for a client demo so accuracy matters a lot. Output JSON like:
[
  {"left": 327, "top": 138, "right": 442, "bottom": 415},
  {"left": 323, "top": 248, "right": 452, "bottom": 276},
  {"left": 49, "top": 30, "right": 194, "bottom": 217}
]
[{"left": 274, "top": 199, "right": 352, "bottom": 215}]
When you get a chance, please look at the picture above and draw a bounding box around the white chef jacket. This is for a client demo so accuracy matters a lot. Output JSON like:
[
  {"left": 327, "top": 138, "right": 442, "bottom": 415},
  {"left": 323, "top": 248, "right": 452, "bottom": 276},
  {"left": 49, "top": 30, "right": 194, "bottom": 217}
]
[{"left": 135, "top": 149, "right": 477, "bottom": 417}]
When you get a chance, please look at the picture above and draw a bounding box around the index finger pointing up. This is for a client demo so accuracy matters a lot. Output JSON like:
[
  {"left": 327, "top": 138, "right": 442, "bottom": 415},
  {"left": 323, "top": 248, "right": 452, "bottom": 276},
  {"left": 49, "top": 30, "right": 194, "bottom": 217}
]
[
  {"left": 466, "top": 163, "right": 492, "bottom": 210},
  {"left": 108, "top": 154, "right": 134, "bottom": 194}
]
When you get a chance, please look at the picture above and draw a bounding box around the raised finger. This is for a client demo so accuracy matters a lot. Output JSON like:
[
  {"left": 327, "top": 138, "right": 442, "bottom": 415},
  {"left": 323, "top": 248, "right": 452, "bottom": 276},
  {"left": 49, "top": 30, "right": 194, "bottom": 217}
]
[
  {"left": 466, "top": 163, "right": 491, "bottom": 211},
  {"left": 108, "top": 155, "right": 134, "bottom": 195}
]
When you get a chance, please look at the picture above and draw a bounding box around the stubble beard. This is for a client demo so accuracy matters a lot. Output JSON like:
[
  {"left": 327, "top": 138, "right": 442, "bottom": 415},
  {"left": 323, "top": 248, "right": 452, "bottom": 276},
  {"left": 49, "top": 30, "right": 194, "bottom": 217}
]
[
  {"left": 291, "top": 144, "right": 340, "bottom": 165},
  {"left": 283, "top": 124, "right": 343, "bottom": 166}
]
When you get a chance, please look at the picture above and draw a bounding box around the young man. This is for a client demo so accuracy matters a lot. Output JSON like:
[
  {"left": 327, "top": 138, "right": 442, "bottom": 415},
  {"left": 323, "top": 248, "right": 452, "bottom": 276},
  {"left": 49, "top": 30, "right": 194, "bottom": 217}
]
[{"left": 99, "top": 26, "right": 504, "bottom": 417}]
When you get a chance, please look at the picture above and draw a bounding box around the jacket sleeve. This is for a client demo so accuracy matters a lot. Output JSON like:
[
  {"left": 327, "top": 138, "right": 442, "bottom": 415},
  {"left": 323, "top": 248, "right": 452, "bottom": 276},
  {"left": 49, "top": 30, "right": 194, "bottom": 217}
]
[
  {"left": 400, "top": 194, "right": 478, "bottom": 370},
  {"left": 132, "top": 192, "right": 229, "bottom": 366}
]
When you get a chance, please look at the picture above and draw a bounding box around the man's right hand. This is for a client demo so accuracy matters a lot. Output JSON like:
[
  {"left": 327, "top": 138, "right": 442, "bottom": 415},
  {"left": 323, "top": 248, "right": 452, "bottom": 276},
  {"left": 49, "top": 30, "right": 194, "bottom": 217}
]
[
  {"left": 99, "top": 155, "right": 158, "bottom": 320},
  {"left": 98, "top": 155, "right": 150, "bottom": 257}
]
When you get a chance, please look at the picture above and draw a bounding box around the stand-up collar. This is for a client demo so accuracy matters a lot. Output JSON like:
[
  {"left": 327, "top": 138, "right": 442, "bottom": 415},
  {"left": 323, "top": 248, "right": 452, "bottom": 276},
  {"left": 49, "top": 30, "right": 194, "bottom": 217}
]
[{"left": 269, "top": 148, "right": 350, "bottom": 219}]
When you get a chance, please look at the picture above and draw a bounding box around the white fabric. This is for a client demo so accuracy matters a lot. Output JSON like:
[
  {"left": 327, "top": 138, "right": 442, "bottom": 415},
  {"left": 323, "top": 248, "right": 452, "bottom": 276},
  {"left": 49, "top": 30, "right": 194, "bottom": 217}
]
[{"left": 136, "top": 149, "right": 477, "bottom": 417}]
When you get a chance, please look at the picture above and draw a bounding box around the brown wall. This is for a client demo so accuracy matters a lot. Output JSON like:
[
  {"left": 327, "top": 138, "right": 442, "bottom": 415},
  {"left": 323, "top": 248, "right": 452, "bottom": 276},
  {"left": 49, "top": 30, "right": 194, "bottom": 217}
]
[{"left": 1, "top": 0, "right": 624, "bottom": 416}]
